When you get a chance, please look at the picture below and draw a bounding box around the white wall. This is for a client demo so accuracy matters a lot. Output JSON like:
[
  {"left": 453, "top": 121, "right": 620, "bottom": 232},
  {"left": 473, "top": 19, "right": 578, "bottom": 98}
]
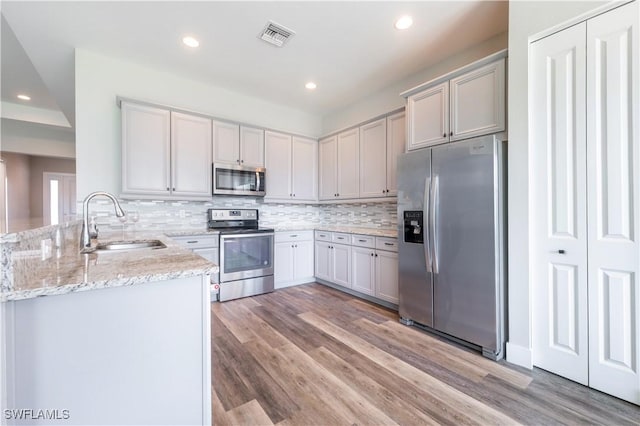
[
  {"left": 74, "top": 49, "right": 322, "bottom": 199},
  {"left": 506, "top": 0, "right": 608, "bottom": 367},
  {"left": 322, "top": 32, "right": 507, "bottom": 135}
]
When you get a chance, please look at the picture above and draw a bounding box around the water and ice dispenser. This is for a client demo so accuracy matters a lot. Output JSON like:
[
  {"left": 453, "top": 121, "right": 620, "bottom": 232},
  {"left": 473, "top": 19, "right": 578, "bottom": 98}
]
[{"left": 403, "top": 211, "right": 424, "bottom": 244}]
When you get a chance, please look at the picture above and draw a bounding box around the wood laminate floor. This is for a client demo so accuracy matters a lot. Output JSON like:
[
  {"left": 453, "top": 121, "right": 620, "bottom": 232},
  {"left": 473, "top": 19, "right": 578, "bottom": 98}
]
[{"left": 211, "top": 283, "right": 639, "bottom": 425}]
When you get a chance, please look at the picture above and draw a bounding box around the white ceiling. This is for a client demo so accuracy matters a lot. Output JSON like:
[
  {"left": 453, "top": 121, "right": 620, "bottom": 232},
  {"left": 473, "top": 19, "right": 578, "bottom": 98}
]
[{"left": 1, "top": 1, "right": 508, "bottom": 129}]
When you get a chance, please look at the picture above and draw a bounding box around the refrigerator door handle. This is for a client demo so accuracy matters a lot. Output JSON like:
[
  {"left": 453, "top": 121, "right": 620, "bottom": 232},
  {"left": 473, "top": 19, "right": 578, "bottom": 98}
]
[
  {"left": 423, "top": 176, "right": 432, "bottom": 272},
  {"left": 430, "top": 175, "right": 439, "bottom": 274}
]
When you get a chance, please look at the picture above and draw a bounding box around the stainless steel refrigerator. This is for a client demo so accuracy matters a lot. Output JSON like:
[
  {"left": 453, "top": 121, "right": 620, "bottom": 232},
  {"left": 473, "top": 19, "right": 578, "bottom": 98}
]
[{"left": 397, "top": 134, "right": 506, "bottom": 360}]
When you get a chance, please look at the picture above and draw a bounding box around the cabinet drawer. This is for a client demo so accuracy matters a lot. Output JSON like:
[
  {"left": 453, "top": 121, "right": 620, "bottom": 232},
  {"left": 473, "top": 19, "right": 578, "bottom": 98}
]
[
  {"left": 275, "top": 230, "right": 314, "bottom": 243},
  {"left": 171, "top": 235, "right": 219, "bottom": 249},
  {"left": 351, "top": 235, "right": 375, "bottom": 248},
  {"left": 376, "top": 237, "right": 398, "bottom": 252},
  {"left": 315, "top": 230, "right": 332, "bottom": 242},
  {"left": 332, "top": 232, "right": 351, "bottom": 244}
]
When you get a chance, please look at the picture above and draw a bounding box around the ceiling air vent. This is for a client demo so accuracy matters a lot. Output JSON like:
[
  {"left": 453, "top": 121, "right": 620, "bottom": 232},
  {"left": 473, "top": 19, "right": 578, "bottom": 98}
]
[{"left": 259, "top": 21, "right": 295, "bottom": 47}]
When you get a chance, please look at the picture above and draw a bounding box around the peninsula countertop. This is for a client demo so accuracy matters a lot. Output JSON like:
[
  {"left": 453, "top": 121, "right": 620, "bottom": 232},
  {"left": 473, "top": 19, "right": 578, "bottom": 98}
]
[{"left": 5, "top": 231, "right": 218, "bottom": 302}]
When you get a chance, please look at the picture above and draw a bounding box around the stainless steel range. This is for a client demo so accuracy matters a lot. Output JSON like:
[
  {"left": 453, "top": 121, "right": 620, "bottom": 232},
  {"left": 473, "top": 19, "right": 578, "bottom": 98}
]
[{"left": 208, "top": 209, "right": 274, "bottom": 302}]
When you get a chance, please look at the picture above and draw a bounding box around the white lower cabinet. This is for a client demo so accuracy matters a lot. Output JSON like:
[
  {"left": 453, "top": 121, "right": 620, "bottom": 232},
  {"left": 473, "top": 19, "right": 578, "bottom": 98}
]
[
  {"left": 315, "top": 231, "right": 398, "bottom": 306},
  {"left": 332, "top": 243, "right": 352, "bottom": 288},
  {"left": 375, "top": 250, "right": 398, "bottom": 304},
  {"left": 351, "top": 241, "right": 399, "bottom": 304},
  {"left": 274, "top": 231, "right": 315, "bottom": 289},
  {"left": 351, "top": 246, "right": 375, "bottom": 295},
  {"left": 315, "top": 241, "right": 332, "bottom": 282}
]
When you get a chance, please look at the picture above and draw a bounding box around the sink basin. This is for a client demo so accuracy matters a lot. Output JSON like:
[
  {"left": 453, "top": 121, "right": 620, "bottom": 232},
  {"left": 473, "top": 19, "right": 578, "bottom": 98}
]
[{"left": 87, "top": 239, "right": 167, "bottom": 253}]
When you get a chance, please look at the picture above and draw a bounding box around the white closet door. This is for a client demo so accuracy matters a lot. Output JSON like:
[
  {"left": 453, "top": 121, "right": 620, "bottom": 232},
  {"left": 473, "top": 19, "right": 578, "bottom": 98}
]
[
  {"left": 531, "top": 22, "right": 589, "bottom": 385},
  {"left": 586, "top": 1, "right": 639, "bottom": 404}
]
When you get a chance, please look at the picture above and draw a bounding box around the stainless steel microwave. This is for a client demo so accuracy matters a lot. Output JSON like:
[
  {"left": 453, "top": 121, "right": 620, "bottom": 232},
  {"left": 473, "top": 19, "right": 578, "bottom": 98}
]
[{"left": 212, "top": 163, "right": 266, "bottom": 196}]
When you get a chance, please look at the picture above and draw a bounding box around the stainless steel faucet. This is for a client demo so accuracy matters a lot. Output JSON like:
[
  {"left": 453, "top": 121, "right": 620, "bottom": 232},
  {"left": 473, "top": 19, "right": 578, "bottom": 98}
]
[{"left": 80, "top": 191, "right": 125, "bottom": 250}]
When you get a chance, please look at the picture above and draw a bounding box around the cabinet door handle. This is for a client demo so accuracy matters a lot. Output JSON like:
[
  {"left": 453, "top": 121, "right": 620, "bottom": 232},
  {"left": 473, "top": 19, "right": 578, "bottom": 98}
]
[
  {"left": 290, "top": 234, "right": 298, "bottom": 237},
  {"left": 443, "top": 133, "right": 446, "bottom": 138},
  {"left": 166, "top": 187, "right": 170, "bottom": 191},
  {"left": 358, "top": 239, "right": 367, "bottom": 242},
  {"left": 375, "top": 253, "right": 378, "bottom": 257},
  {"left": 370, "top": 253, "right": 374, "bottom": 257},
  {"left": 172, "top": 187, "right": 176, "bottom": 191},
  {"left": 241, "top": 159, "right": 244, "bottom": 163},
  {"left": 384, "top": 242, "right": 394, "bottom": 246},
  {"left": 449, "top": 131, "right": 453, "bottom": 137},
  {"left": 187, "top": 241, "right": 198, "bottom": 244}
]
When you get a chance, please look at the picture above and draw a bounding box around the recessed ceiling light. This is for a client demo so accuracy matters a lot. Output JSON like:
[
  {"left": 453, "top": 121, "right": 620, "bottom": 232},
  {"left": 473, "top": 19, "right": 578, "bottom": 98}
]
[
  {"left": 395, "top": 16, "right": 413, "bottom": 30},
  {"left": 17, "top": 94, "right": 31, "bottom": 101},
  {"left": 305, "top": 82, "right": 317, "bottom": 90},
  {"left": 182, "top": 36, "right": 200, "bottom": 48}
]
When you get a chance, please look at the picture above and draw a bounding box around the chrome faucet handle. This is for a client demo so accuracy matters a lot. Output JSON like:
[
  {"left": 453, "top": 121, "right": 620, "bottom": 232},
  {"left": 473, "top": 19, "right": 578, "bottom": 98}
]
[{"left": 89, "top": 216, "right": 99, "bottom": 239}]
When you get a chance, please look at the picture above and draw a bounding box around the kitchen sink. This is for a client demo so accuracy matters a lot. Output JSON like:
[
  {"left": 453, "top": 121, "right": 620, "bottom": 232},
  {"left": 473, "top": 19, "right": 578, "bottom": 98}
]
[{"left": 84, "top": 239, "right": 167, "bottom": 253}]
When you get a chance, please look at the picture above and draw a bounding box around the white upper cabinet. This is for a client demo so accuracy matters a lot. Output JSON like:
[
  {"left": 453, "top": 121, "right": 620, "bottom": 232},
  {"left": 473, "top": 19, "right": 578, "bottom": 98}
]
[
  {"left": 212, "top": 122, "right": 264, "bottom": 167},
  {"left": 405, "top": 55, "right": 506, "bottom": 150},
  {"left": 122, "top": 102, "right": 171, "bottom": 196},
  {"left": 265, "top": 132, "right": 317, "bottom": 201},
  {"left": 321, "top": 111, "right": 404, "bottom": 201},
  {"left": 359, "top": 118, "right": 387, "bottom": 198},
  {"left": 264, "top": 130, "right": 292, "bottom": 199},
  {"left": 171, "top": 112, "right": 212, "bottom": 197},
  {"left": 336, "top": 128, "right": 360, "bottom": 199},
  {"left": 319, "top": 135, "right": 338, "bottom": 200},
  {"left": 407, "top": 82, "right": 449, "bottom": 150},
  {"left": 386, "top": 112, "right": 405, "bottom": 196},
  {"left": 240, "top": 125, "right": 265, "bottom": 168},
  {"left": 450, "top": 59, "right": 505, "bottom": 141},
  {"left": 291, "top": 136, "right": 318, "bottom": 201},
  {"left": 122, "top": 102, "right": 211, "bottom": 199},
  {"left": 212, "top": 121, "right": 240, "bottom": 165}
]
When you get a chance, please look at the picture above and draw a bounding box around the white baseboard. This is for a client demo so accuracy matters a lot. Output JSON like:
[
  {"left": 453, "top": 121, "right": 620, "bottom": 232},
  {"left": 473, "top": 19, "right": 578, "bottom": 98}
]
[
  {"left": 274, "top": 276, "right": 315, "bottom": 289},
  {"left": 506, "top": 341, "right": 533, "bottom": 369}
]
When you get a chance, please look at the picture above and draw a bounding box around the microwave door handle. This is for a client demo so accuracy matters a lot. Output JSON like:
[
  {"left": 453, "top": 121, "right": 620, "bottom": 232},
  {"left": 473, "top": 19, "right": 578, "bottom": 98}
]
[{"left": 256, "top": 171, "right": 261, "bottom": 191}]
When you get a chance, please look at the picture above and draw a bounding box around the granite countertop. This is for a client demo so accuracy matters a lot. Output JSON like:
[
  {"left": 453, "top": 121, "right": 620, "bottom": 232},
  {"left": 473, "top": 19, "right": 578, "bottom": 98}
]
[{"left": 5, "top": 231, "right": 218, "bottom": 302}]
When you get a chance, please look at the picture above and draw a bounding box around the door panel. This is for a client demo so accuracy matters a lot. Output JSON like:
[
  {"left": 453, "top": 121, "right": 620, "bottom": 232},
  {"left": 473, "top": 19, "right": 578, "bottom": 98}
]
[
  {"left": 336, "top": 129, "right": 360, "bottom": 199},
  {"left": 292, "top": 137, "right": 317, "bottom": 201},
  {"left": 376, "top": 250, "right": 399, "bottom": 304},
  {"left": 240, "top": 126, "right": 265, "bottom": 168},
  {"left": 275, "top": 242, "right": 294, "bottom": 287},
  {"left": 549, "top": 264, "right": 579, "bottom": 354},
  {"left": 531, "top": 22, "right": 589, "bottom": 385},
  {"left": 386, "top": 112, "right": 405, "bottom": 196},
  {"left": 213, "top": 121, "right": 240, "bottom": 165},
  {"left": 319, "top": 136, "right": 337, "bottom": 200},
  {"left": 315, "top": 242, "right": 331, "bottom": 281},
  {"left": 407, "top": 82, "right": 448, "bottom": 150},
  {"left": 430, "top": 136, "right": 500, "bottom": 352},
  {"left": 121, "top": 102, "right": 170, "bottom": 195},
  {"left": 293, "top": 241, "right": 314, "bottom": 279},
  {"left": 587, "top": 1, "right": 639, "bottom": 404},
  {"left": 397, "top": 149, "right": 433, "bottom": 327},
  {"left": 359, "top": 118, "right": 387, "bottom": 198},
  {"left": 171, "top": 112, "right": 212, "bottom": 197},
  {"left": 332, "top": 244, "right": 351, "bottom": 288},
  {"left": 265, "top": 131, "right": 292, "bottom": 199},
  {"left": 351, "top": 247, "right": 374, "bottom": 295}
]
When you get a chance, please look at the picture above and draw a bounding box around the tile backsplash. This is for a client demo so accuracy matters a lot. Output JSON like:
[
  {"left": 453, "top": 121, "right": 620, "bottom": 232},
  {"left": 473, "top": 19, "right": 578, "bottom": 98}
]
[{"left": 83, "top": 197, "right": 397, "bottom": 232}]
